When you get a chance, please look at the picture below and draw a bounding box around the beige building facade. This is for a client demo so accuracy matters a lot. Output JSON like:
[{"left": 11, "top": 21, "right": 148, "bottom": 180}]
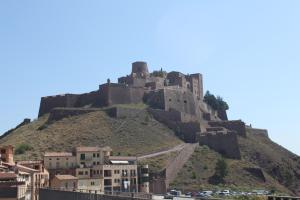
[{"left": 44, "top": 146, "right": 147, "bottom": 193}]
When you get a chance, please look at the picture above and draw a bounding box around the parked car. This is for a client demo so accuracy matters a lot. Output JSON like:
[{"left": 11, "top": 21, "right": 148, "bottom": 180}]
[
  {"left": 202, "top": 191, "right": 213, "bottom": 196},
  {"left": 196, "top": 192, "right": 211, "bottom": 198},
  {"left": 185, "top": 192, "right": 192, "bottom": 197},
  {"left": 219, "top": 190, "right": 230, "bottom": 196},
  {"left": 169, "top": 190, "right": 182, "bottom": 197}
]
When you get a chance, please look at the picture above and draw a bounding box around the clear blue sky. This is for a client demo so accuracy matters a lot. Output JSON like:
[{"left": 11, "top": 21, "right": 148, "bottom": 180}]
[{"left": 0, "top": 1, "right": 299, "bottom": 155}]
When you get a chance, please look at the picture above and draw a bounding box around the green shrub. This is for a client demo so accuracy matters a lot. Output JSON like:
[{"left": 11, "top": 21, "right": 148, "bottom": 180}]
[
  {"left": 191, "top": 171, "right": 197, "bottom": 179},
  {"left": 204, "top": 91, "right": 229, "bottom": 111},
  {"left": 15, "top": 143, "right": 33, "bottom": 155},
  {"left": 215, "top": 158, "right": 228, "bottom": 181}
]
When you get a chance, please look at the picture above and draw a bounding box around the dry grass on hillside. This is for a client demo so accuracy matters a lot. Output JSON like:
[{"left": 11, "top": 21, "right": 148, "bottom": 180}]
[
  {"left": 0, "top": 110, "right": 182, "bottom": 160},
  {"left": 238, "top": 133, "right": 300, "bottom": 195},
  {"left": 170, "top": 146, "right": 292, "bottom": 194},
  {"left": 138, "top": 151, "right": 179, "bottom": 173}
]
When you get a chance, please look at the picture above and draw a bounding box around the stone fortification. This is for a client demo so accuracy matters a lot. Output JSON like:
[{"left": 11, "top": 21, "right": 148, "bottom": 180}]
[
  {"left": 36, "top": 61, "right": 266, "bottom": 159},
  {"left": 198, "top": 131, "right": 241, "bottom": 159}
]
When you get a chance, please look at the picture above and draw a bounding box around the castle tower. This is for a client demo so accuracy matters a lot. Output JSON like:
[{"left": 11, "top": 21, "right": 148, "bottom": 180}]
[{"left": 131, "top": 61, "right": 149, "bottom": 78}]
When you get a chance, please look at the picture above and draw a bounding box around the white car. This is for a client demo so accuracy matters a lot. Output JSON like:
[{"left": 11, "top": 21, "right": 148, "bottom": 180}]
[{"left": 220, "top": 190, "right": 230, "bottom": 196}]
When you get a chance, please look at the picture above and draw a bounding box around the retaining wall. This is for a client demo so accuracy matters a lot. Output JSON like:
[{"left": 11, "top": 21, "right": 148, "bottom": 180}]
[
  {"left": 39, "top": 188, "right": 150, "bottom": 200},
  {"left": 198, "top": 132, "right": 241, "bottom": 159}
]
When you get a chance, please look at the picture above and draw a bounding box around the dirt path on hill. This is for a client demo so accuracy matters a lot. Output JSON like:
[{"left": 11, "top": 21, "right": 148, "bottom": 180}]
[{"left": 137, "top": 143, "right": 186, "bottom": 160}]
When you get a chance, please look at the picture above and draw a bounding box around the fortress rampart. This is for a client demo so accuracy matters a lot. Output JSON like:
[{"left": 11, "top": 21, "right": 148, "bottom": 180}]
[{"left": 35, "top": 61, "right": 266, "bottom": 159}]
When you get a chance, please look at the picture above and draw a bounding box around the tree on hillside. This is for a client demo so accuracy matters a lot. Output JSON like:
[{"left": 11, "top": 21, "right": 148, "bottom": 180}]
[
  {"left": 204, "top": 91, "right": 229, "bottom": 111},
  {"left": 215, "top": 158, "right": 228, "bottom": 181}
]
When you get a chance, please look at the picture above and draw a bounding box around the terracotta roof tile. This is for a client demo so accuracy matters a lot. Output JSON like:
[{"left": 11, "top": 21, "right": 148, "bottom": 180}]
[
  {"left": 0, "top": 172, "right": 17, "bottom": 180},
  {"left": 44, "top": 152, "right": 73, "bottom": 157},
  {"left": 76, "top": 147, "right": 100, "bottom": 152},
  {"left": 55, "top": 175, "right": 78, "bottom": 180}
]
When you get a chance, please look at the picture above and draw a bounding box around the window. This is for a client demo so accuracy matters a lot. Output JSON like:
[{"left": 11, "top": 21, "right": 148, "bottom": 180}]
[
  {"left": 130, "top": 170, "right": 136, "bottom": 176},
  {"left": 97, "top": 170, "right": 99, "bottom": 174},
  {"left": 56, "top": 158, "right": 60, "bottom": 160},
  {"left": 93, "top": 162, "right": 96, "bottom": 165},
  {"left": 169, "top": 98, "right": 172, "bottom": 102},
  {"left": 85, "top": 171, "right": 88, "bottom": 175},
  {"left": 93, "top": 153, "right": 96, "bottom": 158},
  {"left": 91, "top": 181, "right": 95, "bottom": 186},
  {"left": 49, "top": 158, "right": 52, "bottom": 161},
  {"left": 78, "top": 171, "right": 84, "bottom": 175},
  {"left": 104, "top": 170, "right": 112, "bottom": 177},
  {"left": 97, "top": 153, "right": 100, "bottom": 158},
  {"left": 97, "top": 162, "right": 100, "bottom": 165},
  {"left": 122, "top": 170, "right": 128, "bottom": 176},
  {"left": 80, "top": 154, "right": 85, "bottom": 160},
  {"left": 184, "top": 100, "right": 187, "bottom": 104}
]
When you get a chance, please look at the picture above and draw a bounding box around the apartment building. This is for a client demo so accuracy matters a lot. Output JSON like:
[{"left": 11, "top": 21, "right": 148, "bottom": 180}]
[
  {"left": 44, "top": 152, "right": 76, "bottom": 181},
  {"left": 44, "top": 146, "right": 148, "bottom": 193},
  {"left": 0, "top": 147, "right": 49, "bottom": 200},
  {"left": 51, "top": 175, "right": 78, "bottom": 191}
]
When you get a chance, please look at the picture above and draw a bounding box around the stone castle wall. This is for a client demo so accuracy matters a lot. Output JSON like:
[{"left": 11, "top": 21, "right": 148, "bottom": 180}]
[
  {"left": 148, "top": 108, "right": 200, "bottom": 143},
  {"left": 208, "top": 120, "right": 246, "bottom": 137},
  {"left": 38, "top": 91, "right": 101, "bottom": 117},
  {"left": 47, "top": 108, "right": 101, "bottom": 122},
  {"left": 246, "top": 127, "right": 269, "bottom": 137},
  {"left": 198, "top": 132, "right": 241, "bottom": 159},
  {"left": 99, "top": 83, "right": 145, "bottom": 106}
]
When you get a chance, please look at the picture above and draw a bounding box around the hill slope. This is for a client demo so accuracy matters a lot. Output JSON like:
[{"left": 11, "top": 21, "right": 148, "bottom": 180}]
[
  {"left": 0, "top": 109, "right": 182, "bottom": 160},
  {"left": 170, "top": 132, "right": 300, "bottom": 195},
  {"left": 1, "top": 109, "right": 299, "bottom": 195}
]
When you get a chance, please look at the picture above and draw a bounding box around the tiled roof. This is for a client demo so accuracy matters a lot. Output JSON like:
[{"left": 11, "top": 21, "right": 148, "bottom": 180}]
[
  {"left": 44, "top": 152, "right": 73, "bottom": 157},
  {"left": 76, "top": 147, "right": 100, "bottom": 152},
  {"left": 109, "top": 156, "right": 137, "bottom": 161},
  {"left": 55, "top": 175, "right": 78, "bottom": 180},
  {"left": 17, "top": 160, "right": 42, "bottom": 165},
  {"left": 76, "top": 146, "right": 112, "bottom": 152},
  {"left": 102, "top": 146, "right": 112, "bottom": 151},
  {"left": 0, "top": 172, "right": 17, "bottom": 180}
]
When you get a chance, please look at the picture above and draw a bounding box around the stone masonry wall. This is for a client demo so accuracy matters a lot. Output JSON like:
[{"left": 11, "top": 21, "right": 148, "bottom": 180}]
[
  {"left": 100, "top": 83, "right": 145, "bottom": 106},
  {"left": 47, "top": 108, "right": 101, "bottom": 122},
  {"left": 105, "top": 107, "right": 146, "bottom": 119},
  {"left": 208, "top": 120, "right": 246, "bottom": 137},
  {"left": 148, "top": 108, "right": 200, "bottom": 143},
  {"left": 198, "top": 132, "right": 241, "bottom": 159},
  {"left": 39, "top": 188, "right": 151, "bottom": 200},
  {"left": 38, "top": 91, "right": 101, "bottom": 117},
  {"left": 246, "top": 127, "right": 269, "bottom": 138}
]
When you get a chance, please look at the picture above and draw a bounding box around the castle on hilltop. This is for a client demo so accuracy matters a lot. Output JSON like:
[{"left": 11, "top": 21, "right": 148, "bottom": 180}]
[
  {"left": 38, "top": 61, "right": 268, "bottom": 159},
  {"left": 39, "top": 61, "right": 221, "bottom": 121}
]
